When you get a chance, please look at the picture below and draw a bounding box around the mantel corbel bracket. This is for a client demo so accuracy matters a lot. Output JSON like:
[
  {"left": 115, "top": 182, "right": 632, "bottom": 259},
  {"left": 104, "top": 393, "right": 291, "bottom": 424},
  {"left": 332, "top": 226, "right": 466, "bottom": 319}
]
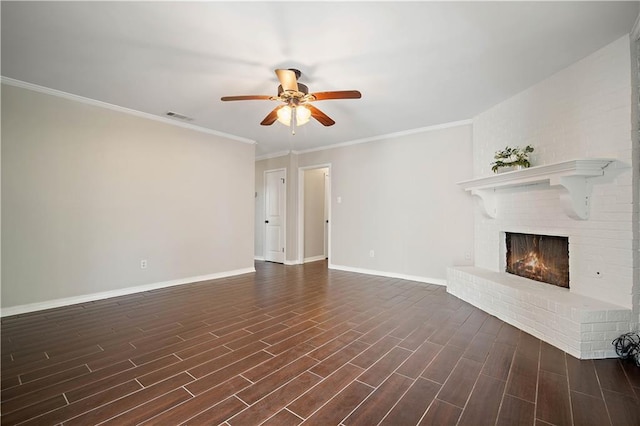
[
  {"left": 552, "top": 176, "right": 593, "bottom": 220},
  {"left": 457, "top": 159, "right": 614, "bottom": 221},
  {"left": 471, "top": 189, "right": 497, "bottom": 219}
]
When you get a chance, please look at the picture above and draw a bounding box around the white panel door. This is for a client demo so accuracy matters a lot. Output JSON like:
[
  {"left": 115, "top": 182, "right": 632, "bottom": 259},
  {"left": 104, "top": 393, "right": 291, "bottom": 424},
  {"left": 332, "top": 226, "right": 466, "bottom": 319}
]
[{"left": 264, "top": 169, "right": 286, "bottom": 263}]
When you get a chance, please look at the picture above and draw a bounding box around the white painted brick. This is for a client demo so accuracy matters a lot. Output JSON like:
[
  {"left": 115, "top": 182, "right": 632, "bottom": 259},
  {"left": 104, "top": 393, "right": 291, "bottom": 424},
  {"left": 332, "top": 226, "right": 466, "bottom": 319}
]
[
  {"left": 607, "top": 310, "right": 631, "bottom": 321},
  {"left": 448, "top": 266, "right": 632, "bottom": 359}
]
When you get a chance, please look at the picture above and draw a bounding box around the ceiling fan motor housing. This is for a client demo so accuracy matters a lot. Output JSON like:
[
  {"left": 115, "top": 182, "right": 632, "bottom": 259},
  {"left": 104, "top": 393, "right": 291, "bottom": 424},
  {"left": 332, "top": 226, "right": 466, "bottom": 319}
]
[{"left": 278, "top": 83, "right": 309, "bottom": 96}]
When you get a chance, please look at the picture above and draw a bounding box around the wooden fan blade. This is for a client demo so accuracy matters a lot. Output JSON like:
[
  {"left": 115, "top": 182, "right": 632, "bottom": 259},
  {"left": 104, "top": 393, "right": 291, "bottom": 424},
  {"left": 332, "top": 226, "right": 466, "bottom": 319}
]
[
  {"left": 275, "top": 69, "right": 298, "bottom": 92},
  {"left": 309, "top": 90, "right": 362, "bottom": 101},
  {"left": 307, "top": 104, "right": 335, "bottom": 126},
  {"left": 260, "top": 105, "right": 285, "bottom": 126},
  {"left": 221, "top": 95, "right": 273, "bottom": 101}
]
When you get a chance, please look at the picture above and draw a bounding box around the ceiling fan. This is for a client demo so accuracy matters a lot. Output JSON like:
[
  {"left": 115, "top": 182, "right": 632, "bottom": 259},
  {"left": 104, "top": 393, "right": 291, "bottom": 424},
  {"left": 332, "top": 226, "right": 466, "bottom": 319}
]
[{"left": 221, "top": 69, "right": 361, "bottom": 134}]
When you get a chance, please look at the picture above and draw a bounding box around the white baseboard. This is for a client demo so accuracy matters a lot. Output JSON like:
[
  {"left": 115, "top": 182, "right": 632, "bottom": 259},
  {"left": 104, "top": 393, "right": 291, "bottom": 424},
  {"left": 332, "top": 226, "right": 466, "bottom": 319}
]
[
  {"left": 1, "top": 267, "right": 256, "bottom": 317},
  {"left": 284, "top": 260, "right": 301, "bottom": 266},
  {"left": 254, "top": 256, "right": 265, "bottom": 261},
  {"left": 328, "top": 263, "right": 447, "bottom": 286},
  {"left": 303, "top": 255, "right": 327, "bottom": 264}
]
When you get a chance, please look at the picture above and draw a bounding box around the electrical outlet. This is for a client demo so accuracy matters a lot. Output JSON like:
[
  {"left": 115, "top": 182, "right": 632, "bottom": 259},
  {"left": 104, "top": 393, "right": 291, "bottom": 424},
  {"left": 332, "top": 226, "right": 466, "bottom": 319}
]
[
  {"left": 464, "top": 251, "right": 472, "bottom": 260},
  {"left": 369, "top": 250, "right": 375, "bottom": 258},
  {"left": 140, "top": 259, "right": 147, "bottom": 269}
]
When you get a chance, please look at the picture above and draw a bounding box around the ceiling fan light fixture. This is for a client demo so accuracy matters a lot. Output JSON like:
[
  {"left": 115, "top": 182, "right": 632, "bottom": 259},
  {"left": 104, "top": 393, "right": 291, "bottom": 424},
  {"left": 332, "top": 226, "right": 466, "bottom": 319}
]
[
  {"left": 296, "top": 105, "right": 311, "bottom": 125},
  {"left": 277, "top": 105, "right": 311, "bottom": 127},
  {"left": 276, "top": 105, "right": 292, "bottom": 125}
]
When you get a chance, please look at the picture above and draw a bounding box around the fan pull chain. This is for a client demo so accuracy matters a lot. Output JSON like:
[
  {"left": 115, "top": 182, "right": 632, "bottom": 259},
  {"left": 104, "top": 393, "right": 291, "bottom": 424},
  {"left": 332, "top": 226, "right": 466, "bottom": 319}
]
[{"left": 291, "top": 107, "right": 297, "bottom": 135}]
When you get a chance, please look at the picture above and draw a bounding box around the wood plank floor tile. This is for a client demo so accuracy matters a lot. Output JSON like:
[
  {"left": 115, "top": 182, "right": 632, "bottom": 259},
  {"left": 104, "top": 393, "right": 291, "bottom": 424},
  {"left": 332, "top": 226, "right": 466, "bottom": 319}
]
[
  {"left": 0, "top": 394, "right": 68, "bottom": 425},
  {"left": 301, "top": 380, "right": 373, "bottom": 425},
  {"left": 602, "top": 389, "right": 640, "bottom": 425},
  {"left": 343, "top": 373, "right": 414, "bottom": 425},
  {"left": 436, "top": 357, "right": 483, "bottom": 408},
  {"left": 243, "top": 343, "right": 314, "bottom": 382},
  {"left": 187, "top": 340, "right": 268, "bottom": 379},
  {"left": 100, "top": 387, "right": 192, "bottom": 425},
  {"left": 418, "top": 399, "right": 462, "bottom": 426},
  {"left": 566, "top": 356, "right": 602, "bottom": 398},
  {"left": 178, "top": 395, "right": 247, "bottom": 425},
  {"left": 496, "top": 394, "right": 535, "bottom": 426},
  {"left": 540, "top": 341, "right": 567, "bottom": 376},
  {"left": 3, "top": 359, "right": 135, "bottom": 413},
  {"left": 421, "top": 344, "right": 464, "bottom": 384},
  {"left": 570, "top": 390, "right": 611, "bottom": 426},
  {"left": 307, "top": 330, "right": 362, "bottom": 361},
  {"left": 462, "top": 331, "right": 495, "bottom": 363},
  {"left": 350, "top": 335, "right": 401, "bottom": 369},
  {"left": 595, "top": 359, "right": 636, "bottom": 397},
  {"left": 357, "top": 346, "right": 412, "bottom": 387},
  {"left": 397, "top": 323, "right": 438, "bottom": 351},
  {"left": 506, "top": 347, "right": 539, "bottom": 403},
  {"left": 396, "top": 341, "right": 442, "bottom": 379},
  {"left": 2, "top": 364, "right": 91, "bottom": 403},
  {"left": 3, "top": 261, "right": 640, "bottom": 426},
  {"left": 64, "top": 372, "right": 193, "bottom": 426},
  {"left": 236, "top": 356, "right": 318, "bottom": 405},
  {"left": 536, "top": 370, "right": 572, "bottom": 426},
  {"left": 495, "top": 323, "right": 521, "bottom": 346},
  {"left": 379, "top": 377, "right": 440, "bottom": 425},
  {"left": 140, "top": 375, "right": 251, "bottom": 425},
  {"left": 457, "top": 374, "right": 506, "bottom": 426},
  {"left": 184, "top": 350, "right": 274, "bottom": 395},
  {"left": 482, "top": 341, "right": 516, "bottom": 381},
  {"left": 261, "top": 409, "right": 304, "bottom": 426},
  {"left": 266, "top": 326, "right": 325, "bottom": 355},
  {"left": 21, "top": 380, "right": 142, "bottom": 426},
  {"left": 287, "top": 363, "right": 363, "bottom": 419},
  {"left": 229, "top": 372, "right": 321, "bottom": 426},
  {"left": 310, "top": 340, "right": 369, "bottom": 378}
]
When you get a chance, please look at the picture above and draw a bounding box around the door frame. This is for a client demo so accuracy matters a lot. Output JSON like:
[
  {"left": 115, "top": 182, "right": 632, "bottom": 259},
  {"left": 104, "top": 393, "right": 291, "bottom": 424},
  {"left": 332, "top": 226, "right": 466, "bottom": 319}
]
[
  {"left": 264, "top": 168, "right": 286, "bottom": 262},
  {"left": 297, "top": 163, "right": 331, "bottom": 265}
]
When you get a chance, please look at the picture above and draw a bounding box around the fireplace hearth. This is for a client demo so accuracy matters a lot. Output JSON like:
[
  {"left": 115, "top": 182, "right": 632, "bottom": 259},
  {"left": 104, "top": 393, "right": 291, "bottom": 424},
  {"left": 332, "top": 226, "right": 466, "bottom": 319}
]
[{"left": 505, "top": 232, "right": 569, "bottom": 288}]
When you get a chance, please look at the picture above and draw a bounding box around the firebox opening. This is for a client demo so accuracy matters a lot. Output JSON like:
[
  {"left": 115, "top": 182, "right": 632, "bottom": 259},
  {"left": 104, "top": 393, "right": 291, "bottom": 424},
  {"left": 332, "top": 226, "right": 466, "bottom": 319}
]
[{"left": 505, "top": 232, "right": 569, "bottom": 288}]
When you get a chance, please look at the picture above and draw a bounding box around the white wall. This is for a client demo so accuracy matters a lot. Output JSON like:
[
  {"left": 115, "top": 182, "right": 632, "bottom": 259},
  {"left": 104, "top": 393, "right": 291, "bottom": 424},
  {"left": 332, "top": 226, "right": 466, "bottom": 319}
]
[
  {"left": 2, "top": 84, "right": 256, "bottom": 310},
  {"left": 255, "top": 123, "right": 475, "bottom": 283},
  {"left": 303, "top": 168, "right": 327, "bottom": 260},
  {"left": 472, "top": 35, "right": 637, "bottom": 311}
]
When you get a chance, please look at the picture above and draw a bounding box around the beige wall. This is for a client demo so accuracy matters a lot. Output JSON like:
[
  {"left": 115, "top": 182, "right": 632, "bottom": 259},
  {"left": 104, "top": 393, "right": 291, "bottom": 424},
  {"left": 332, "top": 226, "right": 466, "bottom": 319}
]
[
  {"left": 303, "top": 168, "right": 327, "bottom": 260},
  {"left": 255, "top": 123, "right": 475, "bottom": 283},
  {"left": 2, "top": 84, "right": 255, "bottom": 309}
]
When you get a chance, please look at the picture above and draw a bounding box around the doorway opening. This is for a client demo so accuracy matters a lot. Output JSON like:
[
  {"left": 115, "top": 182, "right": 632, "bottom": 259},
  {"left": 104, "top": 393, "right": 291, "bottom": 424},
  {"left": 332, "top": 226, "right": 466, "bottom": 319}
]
[{"left": 298, "top": 164, "right": 331, "bottom": 264}]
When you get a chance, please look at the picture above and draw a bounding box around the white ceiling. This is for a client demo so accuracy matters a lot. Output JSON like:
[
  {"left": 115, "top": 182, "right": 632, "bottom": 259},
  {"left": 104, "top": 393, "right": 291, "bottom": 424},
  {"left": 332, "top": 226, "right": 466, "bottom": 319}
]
[{"left": 2, "top": 2, "right": 638, "bottom": 157}]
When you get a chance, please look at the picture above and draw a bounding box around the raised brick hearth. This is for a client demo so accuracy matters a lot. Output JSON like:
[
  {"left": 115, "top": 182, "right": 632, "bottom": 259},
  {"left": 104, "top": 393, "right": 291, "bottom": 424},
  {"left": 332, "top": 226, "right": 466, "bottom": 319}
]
[{"left": 447, "top": 266, "right": 632, "bottom": 358}]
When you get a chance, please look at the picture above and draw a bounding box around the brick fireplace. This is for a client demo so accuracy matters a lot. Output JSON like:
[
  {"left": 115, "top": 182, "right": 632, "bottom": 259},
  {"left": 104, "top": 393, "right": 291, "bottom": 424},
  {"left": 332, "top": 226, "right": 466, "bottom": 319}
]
[{"left": 446, "top": 36, "right": 638, "bottom": 359}]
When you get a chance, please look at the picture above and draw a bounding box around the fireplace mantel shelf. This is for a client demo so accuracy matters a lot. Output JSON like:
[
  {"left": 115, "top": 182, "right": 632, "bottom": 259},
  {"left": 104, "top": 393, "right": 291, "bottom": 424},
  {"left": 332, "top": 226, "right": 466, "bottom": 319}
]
[{"left": 457, "top": 158, "right": 615, "bottom": 220}]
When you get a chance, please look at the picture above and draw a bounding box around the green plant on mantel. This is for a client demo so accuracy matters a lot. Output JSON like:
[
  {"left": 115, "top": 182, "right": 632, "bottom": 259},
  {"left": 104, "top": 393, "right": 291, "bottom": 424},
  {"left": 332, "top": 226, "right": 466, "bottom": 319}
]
[{"left": 491, "top": 145, "right": 534, "bottom": 173}]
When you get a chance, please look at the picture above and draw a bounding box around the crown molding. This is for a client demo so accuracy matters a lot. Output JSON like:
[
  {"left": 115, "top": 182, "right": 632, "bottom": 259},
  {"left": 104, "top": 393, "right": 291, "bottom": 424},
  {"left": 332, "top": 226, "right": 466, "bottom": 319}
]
[
  {"left": 290, "top": 119, "right": 473, "bottom": 156},
  {"left": 255, "top": 150, "right": 292, "bottom": 161},
  {"left": 1, "top": 77, "right": 256, "bottom": 145}
]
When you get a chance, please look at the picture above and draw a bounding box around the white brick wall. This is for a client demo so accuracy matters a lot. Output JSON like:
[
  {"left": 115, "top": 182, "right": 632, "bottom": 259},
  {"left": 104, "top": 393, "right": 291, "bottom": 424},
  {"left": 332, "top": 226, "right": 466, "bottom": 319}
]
[{"left": 450, "top": 35, "right": 639, "bottom": 359}]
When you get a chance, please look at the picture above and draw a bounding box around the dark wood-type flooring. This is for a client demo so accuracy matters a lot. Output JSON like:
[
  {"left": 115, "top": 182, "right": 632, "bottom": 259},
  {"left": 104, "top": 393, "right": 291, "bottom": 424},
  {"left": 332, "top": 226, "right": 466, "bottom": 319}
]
[{"left": 2, "top": 260, "right": 639, "bottom": 425}]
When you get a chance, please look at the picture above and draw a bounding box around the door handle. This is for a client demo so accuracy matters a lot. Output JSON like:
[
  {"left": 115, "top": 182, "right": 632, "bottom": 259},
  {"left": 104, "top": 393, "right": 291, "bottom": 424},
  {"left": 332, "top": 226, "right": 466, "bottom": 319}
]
[{"left": 265, "top": 220, "right": 269, "bottom": 223}]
